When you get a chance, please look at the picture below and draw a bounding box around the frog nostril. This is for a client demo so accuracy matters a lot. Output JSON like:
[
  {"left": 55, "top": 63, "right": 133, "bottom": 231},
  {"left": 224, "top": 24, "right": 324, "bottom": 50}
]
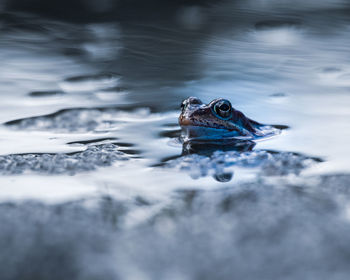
[{"left": 188, "top": 97, "right": 202, "bottom": 105}]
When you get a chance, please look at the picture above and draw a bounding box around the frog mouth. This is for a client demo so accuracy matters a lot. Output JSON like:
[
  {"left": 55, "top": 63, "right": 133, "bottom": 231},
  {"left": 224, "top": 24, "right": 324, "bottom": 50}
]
[{"left": 180, "top": 126, "right": 256, "bottom": 142}]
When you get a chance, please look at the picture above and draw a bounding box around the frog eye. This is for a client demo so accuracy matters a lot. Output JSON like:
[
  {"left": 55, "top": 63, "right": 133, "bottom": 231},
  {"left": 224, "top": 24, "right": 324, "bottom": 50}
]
[{"left": 213, "top": 100, "right": 232, "bottom": 118}]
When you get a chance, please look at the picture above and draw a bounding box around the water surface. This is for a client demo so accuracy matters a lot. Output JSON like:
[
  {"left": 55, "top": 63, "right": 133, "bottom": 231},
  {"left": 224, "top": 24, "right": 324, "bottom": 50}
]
[{"left": 1, "top": 2, "right": 350, "bottom": 279}]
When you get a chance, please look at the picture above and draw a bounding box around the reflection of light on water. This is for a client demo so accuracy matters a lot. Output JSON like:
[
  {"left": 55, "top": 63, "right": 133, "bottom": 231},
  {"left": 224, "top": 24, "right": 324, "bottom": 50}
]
[
  {"left": 316, "top": 66, "right": 350, "bottom": 87},
  {"left": 0, "top": 128, "right": 108, "bottom": 155},
  {"left": 342, "top": 204, "right": 350, "bottom": 223},
  {"left": 0, "top": 175, "right": 99, "bottom": 203},
  {"left": 267, "top": 92, "right": 289, "bottom": 104},
  {"left": 94, "top": 90, "right": 128, "bottom": 101},
  {"left": 251, "top": 27, "right": 303, "bottom": 46},
  {"left": 176, "top": 6, "right": 206, "bottom": 30},
  {"left": 0, "top": 7, "right": 350, "bottom": 203},
  {"left": 83, "top": 0, "right": 115, "bottom": 13},
  {"left": 191, "top": 21, "right": 350, "bottom": 175},
  {"left": 82, "top": 23, "right": 122, "bottom": 60},
  {"left": 242, "top": 0, "right": 347, "bottom": 10},
  {"left": 59, "top": 73, "right": 121, "bottom": 92},
  {"left": 1, "top": 6, "right": 350, "bottom": 279}
]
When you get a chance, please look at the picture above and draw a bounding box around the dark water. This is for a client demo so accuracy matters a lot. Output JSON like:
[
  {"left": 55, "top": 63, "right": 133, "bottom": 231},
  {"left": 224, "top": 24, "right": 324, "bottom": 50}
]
[{"left": 1, "top": 1, "right": 350, "bottom": 279}]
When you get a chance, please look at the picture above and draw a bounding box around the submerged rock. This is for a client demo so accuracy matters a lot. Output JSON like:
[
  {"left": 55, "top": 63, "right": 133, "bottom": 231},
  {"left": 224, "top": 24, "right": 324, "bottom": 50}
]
[
  {"left": 0, "top": 144, "right": 127, "bottom": 175},
  {"left": 5, "top": 109, "right": 113, "bottom": 132},
  {"left": 4, "top": 107, "right": 149, "bottom": 133},
  {"left": 167, "top": 150, "right": 320, "bottom": 181}
]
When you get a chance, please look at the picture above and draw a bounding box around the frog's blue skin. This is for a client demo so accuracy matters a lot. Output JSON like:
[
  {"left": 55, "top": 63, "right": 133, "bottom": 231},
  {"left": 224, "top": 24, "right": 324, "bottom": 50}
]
[{"left": 179, "top": 97, "right": 280, "bottom": 143}]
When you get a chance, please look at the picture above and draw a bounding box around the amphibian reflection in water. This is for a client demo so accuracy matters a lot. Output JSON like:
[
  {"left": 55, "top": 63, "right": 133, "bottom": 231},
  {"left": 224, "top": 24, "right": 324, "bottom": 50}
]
[{"left": 179, "top": 97, "right": 282, "bottom": 144}]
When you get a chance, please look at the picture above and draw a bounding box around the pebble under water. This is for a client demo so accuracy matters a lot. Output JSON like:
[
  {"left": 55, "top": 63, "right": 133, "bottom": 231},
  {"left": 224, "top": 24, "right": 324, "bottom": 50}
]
[{"left": 1, "top": 1, "right": 350, "bottom": 279}]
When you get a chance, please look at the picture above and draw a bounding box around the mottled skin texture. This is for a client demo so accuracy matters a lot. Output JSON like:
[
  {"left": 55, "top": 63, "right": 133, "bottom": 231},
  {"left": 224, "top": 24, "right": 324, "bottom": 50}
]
[{"left": 179, "top": 97, "right": 264, "bottom": 139}]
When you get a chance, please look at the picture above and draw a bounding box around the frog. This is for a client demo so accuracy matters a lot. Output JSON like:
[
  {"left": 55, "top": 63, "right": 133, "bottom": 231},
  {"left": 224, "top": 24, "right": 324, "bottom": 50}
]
[
  {"left": 173, "top": 97, "right": 320, "bottom": 182},
  {"left": 179, "top": 96, "right": 280, "bottom": 142}
]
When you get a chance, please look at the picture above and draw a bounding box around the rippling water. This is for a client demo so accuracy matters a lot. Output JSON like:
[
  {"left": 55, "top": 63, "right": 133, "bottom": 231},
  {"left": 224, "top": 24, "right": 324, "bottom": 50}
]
[{"left": 1, "top": 1, "right": 350, "bottom": 279}]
